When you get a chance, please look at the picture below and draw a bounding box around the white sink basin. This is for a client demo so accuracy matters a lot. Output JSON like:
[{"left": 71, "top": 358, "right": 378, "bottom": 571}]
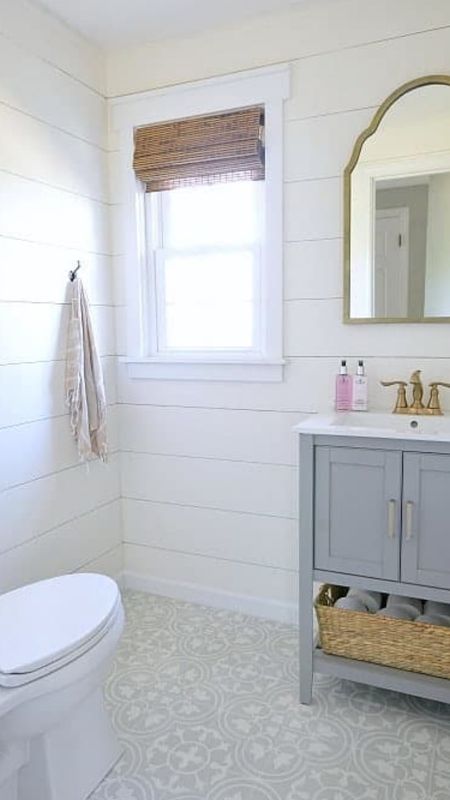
[{"left": 294, "top": 412, "right": 450, "bottom": 442}]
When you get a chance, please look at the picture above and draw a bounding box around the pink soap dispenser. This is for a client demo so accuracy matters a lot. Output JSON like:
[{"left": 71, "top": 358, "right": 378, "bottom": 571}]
[{"left": 335, "top": 359, "right": 352, "bottom": 411}]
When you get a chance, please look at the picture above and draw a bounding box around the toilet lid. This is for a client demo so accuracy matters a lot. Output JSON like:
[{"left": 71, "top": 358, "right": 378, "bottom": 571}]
[{"left": 0, "top": 574, "right": 120, "bottom": 677}]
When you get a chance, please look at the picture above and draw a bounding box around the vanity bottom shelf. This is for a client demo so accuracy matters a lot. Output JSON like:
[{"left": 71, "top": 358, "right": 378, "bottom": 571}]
[{"left": 314, "top": 647, "right": 450, "bottom": 704}]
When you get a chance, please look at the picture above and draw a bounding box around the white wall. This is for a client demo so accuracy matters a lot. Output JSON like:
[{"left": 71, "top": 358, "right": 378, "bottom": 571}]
[
  {"left": 106, "top": 0, "right": 450, "bottom": 622},
  {"left": 0, "top": 0, "right": 122, "bottom": 593},
  {"left": 107, "top": 0, "right": 450, "bottom": 616},
  {"left": 425, "top": 173, "right": 450, "bottom": 316}
]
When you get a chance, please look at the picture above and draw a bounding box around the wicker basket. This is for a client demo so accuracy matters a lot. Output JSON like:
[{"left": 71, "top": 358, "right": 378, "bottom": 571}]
[{"left": 315, "top": 584, "right": 450, "bottom": 680}]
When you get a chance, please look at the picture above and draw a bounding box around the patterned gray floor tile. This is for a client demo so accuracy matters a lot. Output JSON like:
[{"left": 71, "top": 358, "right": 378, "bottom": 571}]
[{"left": 91, "top": 591, "right": 450, "bottom": 800}]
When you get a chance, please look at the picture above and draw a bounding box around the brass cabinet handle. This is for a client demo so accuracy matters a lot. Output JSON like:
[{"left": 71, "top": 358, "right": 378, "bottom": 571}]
[
  {"left": 405, "top": 501, "right": 414, "bottom": 540},
  {"left": 388, "top": 499, "right": 396, "bottom": 539}
]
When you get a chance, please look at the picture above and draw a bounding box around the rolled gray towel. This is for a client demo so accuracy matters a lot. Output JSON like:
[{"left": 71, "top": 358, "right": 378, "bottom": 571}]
[
  {"left": 424, "top": 600, "right": 450, "bottom": 619},
  {"left": 386, "top": 595, "right": 422, "bottom": 616},
  {"left": 376, "top": 606, "right": 417, "bottom": 620},
  {"left": 335, "top": 596, "right": 368, "bottom": 612},
  {"left": 348, "top": 588, "right": 382, "bottom": 612},
  {"left": 416, "top": 613, "right": 450, "bottom": 628}
]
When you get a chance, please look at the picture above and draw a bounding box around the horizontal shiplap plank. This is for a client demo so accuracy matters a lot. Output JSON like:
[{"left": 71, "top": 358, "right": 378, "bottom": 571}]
[
  {"left": 0, "top": 303, "right": 115, "bottom": 364},
  {"left": 284, "top": 108, "right": 374, "bottom": 181},
  {"left": 116, "top": 359, "right": 321, "bottom": 413},
  {"left": 0, "top": 357, "right": 116, "bottom": 429},
  {"left": 122, "top": 498, "right": 297, "bottom": 570},
  {"left": 124, "top": 544, "right": 297, "bottom": 608},
  {"left": 286, "top": 299, "right": 450, "bottom": 358},
  {"left": 0, "top": 540, "right": 36, "bottom": 595},
  {"left": 285, "top": 178, "right": 342, "bottom": 242},
  {"left": 0, "top": 501, "right": 121, "bottom": 595},
  {"left": 106, "top": 0, "right": 450, "bottom": 97},
  {"left": 0, "top": 412, "right": 76, "bottom": 489},
  {"left": 31, "top": 501, "right": 122, "bottom": 584},
  {"left": 0, "top": 454, "right": 120, "bottom": 554},
  {"left": 107, "top": 151, "right": 123, "bottom": 204},
  {"left": 122, "top": 452, "right": 295, "bottom": 518},
  {"left": 0, "top": 34, "right": 106, "bottom": 148},
  {"left": 0, "top": 405, "right": 118, "bottom": 491},
  {"left": 0, "top": 0, "right": 105, "bottom": 95},
  {"left": 114, "top": 306, "right": 127, "bottom": 358},
  {"left": 117, "top": 356, "right": 450, "bottom": 415},
  {"left": 116, "top": 364, "right": 324, "bottom": 415},
  {"left": 286, "top": 26, "right": 450, "bottom": 121},
  {"left": 109, "top": 203, "right": 125, "bottom": 257},
  {"left": 285, "top": 356, "right": 450, "bottom": 413},
  {"left": 0, "top": 173, "right": 109, "bottom": 253},
  {"left": 119, "top": 405, "right": 300, "bottom": 465},
  {"left": 0, "top": 240, "right": 113, "bottom": 305},
  {"left": 0, "top": 104, "right": 109, "bottom": 203},
  {"left": 284, "top": 239, "right": 342, "bottom": 300},
  {"left": 79, "top": 544, "right": 124, "bottom": 580}
]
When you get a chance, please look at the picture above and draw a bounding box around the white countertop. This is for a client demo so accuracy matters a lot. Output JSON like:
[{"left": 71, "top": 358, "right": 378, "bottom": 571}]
[{"left": 293, "top": 412, "right": 450, "bottom": 443}]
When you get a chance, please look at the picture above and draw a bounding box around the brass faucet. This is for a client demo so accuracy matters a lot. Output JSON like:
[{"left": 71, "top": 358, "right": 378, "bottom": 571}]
[
  {"left": 409, "top": 370, "right": 425, "bottom": 413},
  {"left": 380, "top": 380, "right": 409, "bottom": 413},
  {"left": 428, "top": 382, "right": 450, "bottom": 415},
  {"left": 381, "top": 371, "right": 450, "bottom": 415}
]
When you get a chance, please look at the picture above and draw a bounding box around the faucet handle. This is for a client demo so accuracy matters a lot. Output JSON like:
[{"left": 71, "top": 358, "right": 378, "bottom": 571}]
[
  {"left": 428, "top": 382, "right": 450, "bottom": 415},
  {"left": 380, "top": 380, "right": 408, "bottom": 413}
]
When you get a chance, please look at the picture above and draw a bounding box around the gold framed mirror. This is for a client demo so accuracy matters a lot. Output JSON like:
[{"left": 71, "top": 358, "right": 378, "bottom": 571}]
[{"left": 344, "top": 75, "right": 450, "bottom": 323}]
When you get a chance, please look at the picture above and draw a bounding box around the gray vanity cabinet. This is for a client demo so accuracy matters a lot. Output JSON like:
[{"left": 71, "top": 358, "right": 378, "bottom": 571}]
[
  {"left": 297, "top": 429, "right": 450, "bottom": 706},
  {"left": 402, "top": 453, "right": 450, "bottom": 590},
  {"left": 314, "top": 446, "right": 401, "bottom": 580}
]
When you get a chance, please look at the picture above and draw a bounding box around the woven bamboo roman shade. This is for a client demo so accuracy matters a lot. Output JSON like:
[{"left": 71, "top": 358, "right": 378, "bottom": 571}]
[{"left": 133, "top": 105, "right": 265, "bottom": 192}]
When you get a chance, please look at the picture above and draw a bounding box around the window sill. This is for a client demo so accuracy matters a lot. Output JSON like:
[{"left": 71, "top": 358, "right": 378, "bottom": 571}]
[{"left": 122, "top": 357, "right": 285, "bottom": 382}]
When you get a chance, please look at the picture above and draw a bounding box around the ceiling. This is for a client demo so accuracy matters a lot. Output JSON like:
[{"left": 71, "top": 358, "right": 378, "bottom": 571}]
[{"left": 35, "top": 0, "right": 311, "bottom": 49}]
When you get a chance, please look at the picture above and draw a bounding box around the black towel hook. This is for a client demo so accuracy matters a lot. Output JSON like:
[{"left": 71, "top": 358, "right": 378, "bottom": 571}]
[{"left": 69, "top": 260, "right": 82, "bottom": 282}]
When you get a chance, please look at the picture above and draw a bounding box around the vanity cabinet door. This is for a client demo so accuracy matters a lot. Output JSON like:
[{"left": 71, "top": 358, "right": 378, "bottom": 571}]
[
  {"left": 314, "top": 446, "right": 402, "bottom": 579},
  {"left": 402, "top": 453, "right": 450, "bottom": 590}
]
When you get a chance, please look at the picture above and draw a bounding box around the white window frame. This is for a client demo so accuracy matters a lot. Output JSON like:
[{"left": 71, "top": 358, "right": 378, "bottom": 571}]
[
  {"left": 147, "top": 186, "right": 264, "bottom": 355},
  {"left": 110, "top": 64, "right": 290, "bottom": 382}
]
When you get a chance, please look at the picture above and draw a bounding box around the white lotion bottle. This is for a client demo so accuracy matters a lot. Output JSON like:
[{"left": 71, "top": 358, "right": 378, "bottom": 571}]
[{"left": 352, "top": 359, "right": 368, "bottom": 411}]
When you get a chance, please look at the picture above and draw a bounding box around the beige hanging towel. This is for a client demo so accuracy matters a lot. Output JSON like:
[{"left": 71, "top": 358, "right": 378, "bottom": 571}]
[{"left": 65, "top": 277, "right": 107, "bottom": 462}]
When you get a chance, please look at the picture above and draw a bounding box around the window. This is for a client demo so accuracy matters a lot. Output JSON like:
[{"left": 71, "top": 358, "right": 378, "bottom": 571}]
[
  {"left": 111, "top": 65, "right": 289, "bottom": 381},
  {"left": 147, "top": 179, "right": 263, "bottom": 353}
]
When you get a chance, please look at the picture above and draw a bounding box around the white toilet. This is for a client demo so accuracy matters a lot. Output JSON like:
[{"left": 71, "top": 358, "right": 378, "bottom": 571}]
[{"left": 0, "top": 573, "right": 124, "bottom": 800}]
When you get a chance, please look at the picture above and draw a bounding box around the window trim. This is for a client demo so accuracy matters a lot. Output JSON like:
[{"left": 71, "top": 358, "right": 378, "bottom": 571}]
[{"left": 110, "top": 64, "right": 290, "bottom": 382}]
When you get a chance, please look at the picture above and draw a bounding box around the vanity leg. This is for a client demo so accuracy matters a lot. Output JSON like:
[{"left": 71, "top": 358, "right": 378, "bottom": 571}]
[
  {"left": 298, "top": 434, "right": 314, "bottom": 705},
  {"left": 299, "top": 579, "right": 314, "bottom": 704}
]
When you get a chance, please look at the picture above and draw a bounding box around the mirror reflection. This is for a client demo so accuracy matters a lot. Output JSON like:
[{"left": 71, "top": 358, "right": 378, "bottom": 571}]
[{"left": 347, "top": 80, "right": 450, "bottom": 321}]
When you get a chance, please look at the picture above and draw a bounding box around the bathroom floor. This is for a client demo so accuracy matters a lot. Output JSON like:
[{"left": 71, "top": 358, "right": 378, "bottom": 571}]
[{"left": 92, "top": 591, "right": 450, "bottom": 800}]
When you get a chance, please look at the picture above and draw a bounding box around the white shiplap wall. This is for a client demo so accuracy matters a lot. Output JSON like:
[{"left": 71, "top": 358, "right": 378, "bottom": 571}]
[
  {"left": 0, "top": 0, "right": 122, "bottom": 593},
  {"left": 107, "top": 0, "right": 450, "bottom": 622}
]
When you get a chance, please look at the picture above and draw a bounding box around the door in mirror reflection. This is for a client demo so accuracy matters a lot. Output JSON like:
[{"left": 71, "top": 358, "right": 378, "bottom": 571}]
[{"left": 374, "top": 204, "right": 409, "bottom": 318}]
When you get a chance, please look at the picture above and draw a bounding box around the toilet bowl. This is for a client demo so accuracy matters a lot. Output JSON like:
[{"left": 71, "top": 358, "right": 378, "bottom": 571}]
[{"left": 0, "top": 573, "right": 124, "bottom": 800}]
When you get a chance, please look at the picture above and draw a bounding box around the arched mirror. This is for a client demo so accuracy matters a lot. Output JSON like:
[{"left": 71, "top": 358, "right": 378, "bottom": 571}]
[{"left": 344, "top": 76, "right": 450, "bottom": 323}]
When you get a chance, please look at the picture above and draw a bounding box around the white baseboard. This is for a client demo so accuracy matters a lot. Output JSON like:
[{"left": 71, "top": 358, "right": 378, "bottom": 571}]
[{"left": 121, "top": 571, "right": 298, "bottom": 625}]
